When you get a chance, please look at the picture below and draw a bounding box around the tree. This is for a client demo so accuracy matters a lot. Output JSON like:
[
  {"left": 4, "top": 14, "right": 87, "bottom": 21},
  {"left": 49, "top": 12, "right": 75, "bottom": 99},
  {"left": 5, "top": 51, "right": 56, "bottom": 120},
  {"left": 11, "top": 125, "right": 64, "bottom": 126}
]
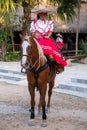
[
  {"left": 75, "top": 0, "right": 81, "bottom": 55},
  {"left": 0, "top": 0, "right": 80, "bottom": 56},
  {"left": 0, "top": 0, "right": 15, "bottom": 13},
  {"left": 20, "top": 0, "right": 79, "bottom": 35},
  {"left": 49, "top": 0, "right": 81, "bottom": 55},
  {"left": 48, "top": 0, "right": 79, "bottom": 22},
  {"left": 0, "top": 0, "right": 16, "bottom": 56},
  {"left": 14, "top": 0, "right": 40, "bottom": 34},
  {"left": 21, "top": 0, "right": 39, "bottom": 34}
]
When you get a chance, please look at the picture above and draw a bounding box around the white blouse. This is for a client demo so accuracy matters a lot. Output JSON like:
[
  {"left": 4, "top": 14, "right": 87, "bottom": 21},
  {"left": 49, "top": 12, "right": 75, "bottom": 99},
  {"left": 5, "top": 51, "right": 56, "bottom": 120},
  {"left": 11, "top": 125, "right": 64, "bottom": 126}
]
[{"left": 30, "top": 19, "right": 54, "bottom": 35}]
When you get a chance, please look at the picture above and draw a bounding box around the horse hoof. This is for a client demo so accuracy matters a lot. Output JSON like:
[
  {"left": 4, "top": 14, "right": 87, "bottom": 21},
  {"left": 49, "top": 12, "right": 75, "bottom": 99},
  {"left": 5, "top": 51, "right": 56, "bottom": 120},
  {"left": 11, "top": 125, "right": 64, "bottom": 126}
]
[
  {"left": 28, "top": 120, "right": 35, "bottom": 126},
  {"left": 40, "top": 121, "right": 48, "bottom": 127}
]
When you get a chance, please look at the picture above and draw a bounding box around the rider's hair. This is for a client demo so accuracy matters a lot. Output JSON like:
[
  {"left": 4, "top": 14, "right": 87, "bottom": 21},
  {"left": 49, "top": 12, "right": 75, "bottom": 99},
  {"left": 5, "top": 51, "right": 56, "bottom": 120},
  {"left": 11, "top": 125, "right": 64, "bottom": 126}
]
[{"left": 37, "top": 14, "right": 40, "bottom": 19}]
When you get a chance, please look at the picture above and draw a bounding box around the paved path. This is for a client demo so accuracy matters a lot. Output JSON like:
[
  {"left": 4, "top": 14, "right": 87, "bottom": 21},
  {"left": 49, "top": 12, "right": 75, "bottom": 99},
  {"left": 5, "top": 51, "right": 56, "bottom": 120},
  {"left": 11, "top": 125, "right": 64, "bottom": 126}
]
[
  {"left": 0, "top": 61, "right": 87, "bottom": 98},
  {"left": 0, "top": 61, "right": 27, "bottom": 86}
]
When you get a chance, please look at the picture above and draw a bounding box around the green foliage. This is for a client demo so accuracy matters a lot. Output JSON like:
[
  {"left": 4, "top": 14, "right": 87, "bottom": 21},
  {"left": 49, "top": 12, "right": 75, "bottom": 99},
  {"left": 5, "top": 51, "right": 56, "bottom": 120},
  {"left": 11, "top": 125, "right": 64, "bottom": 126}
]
[
  {"left": 57, "top": 0, "right": 78, "bottom": 22},
  {"left": 49, "top": 0, "right": 79, "bottom": 22},
  {"left": 79, "top": 40, "right": 87, "bottom": 55},
  {"left": 0, "top": 30, "right": 6, "bottom": 44},
  {"left": 0, "top": 0, "right": 16, "bottom": 49},
  {"left": 0, "top": 0, "right": 15, "bottom": 13},
  {"left": 6, "top": 44, "right": 12, "bottom": 52},
  {"left": 22, "top": 0, "right": 39, "bottom": 8},
  {"left": 4, "top": 51, "right": 21, "bottom": 61},
  {"left": 13, "top": 0, "right": 22, "bottom": 3}
]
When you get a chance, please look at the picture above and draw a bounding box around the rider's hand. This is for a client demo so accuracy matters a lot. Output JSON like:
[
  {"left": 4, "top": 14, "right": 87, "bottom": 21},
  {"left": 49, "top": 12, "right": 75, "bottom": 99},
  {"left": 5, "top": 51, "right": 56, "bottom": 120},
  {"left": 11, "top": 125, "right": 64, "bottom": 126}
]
[
  {"left": 32, "top": 32, "right": 35, "bottom": 37},
  {"left": 35, "top": 32, "right": 42, "bottom": 39},
  {"left": 44, "top": 32, "right": 52, "bottom": 39},
  {"left": 44, "top": 35, "right": 49, "bottom": 39}
]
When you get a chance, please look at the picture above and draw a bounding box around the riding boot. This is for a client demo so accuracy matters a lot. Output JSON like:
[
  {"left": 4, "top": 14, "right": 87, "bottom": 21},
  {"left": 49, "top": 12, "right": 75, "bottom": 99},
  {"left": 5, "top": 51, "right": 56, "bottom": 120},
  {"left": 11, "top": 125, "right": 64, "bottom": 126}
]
[
  {"left": 47, "top": 55, "right": 54, "bottom": 62},
  {"left": 56, "top": 64, "right": 64, "bottom": 74}
]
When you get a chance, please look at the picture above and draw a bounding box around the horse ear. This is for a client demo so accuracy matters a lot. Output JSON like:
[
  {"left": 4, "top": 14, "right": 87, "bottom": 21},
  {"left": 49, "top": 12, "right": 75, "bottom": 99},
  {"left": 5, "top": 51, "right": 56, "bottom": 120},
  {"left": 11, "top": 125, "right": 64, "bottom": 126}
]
[{"left": 19, "top": 33, "right": 24, "bottom": 40}]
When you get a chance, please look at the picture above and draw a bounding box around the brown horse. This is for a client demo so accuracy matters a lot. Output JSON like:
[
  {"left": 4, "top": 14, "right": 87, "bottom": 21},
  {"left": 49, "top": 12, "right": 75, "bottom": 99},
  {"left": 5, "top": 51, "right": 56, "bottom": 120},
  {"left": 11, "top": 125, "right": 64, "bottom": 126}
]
[{"left": 22, "top": 36, "right": 57, "bottom": 124}]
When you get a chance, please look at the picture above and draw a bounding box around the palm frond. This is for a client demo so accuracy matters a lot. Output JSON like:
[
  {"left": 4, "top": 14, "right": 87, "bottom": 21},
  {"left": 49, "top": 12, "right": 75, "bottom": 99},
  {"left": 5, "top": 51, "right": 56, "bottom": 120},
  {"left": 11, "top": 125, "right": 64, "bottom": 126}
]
[{"left": 56, "top": 0, "right": 79, "bottom": 22}]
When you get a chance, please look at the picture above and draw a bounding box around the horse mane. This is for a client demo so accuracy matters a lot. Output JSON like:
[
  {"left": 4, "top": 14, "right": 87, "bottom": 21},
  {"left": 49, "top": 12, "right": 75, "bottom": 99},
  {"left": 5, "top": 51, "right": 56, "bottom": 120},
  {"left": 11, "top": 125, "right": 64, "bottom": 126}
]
[{"left": 29, "top": 36, "right": 46, "bottom": 61}]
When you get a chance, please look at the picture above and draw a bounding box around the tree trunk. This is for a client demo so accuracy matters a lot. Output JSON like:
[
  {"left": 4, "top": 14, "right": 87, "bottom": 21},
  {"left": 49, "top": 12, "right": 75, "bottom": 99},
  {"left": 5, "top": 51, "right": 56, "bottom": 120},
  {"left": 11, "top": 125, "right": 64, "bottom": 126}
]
[
  {"left": 23, "top": 1, "right": 31, "bottom": 35},
  {"left": 75, "top": 0, "right": 81, "bottom": 56},
  {"left": 11, "top": 36, "right": 15, "bottom": 52},
  {"left": 1, "top": 40, "right": 7, "bottom": 60}
]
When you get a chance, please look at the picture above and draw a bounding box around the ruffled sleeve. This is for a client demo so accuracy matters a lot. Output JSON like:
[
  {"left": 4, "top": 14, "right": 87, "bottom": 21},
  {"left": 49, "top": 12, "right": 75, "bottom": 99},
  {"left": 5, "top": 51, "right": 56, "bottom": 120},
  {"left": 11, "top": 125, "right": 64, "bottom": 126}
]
[{"left": 30, "top": 20, "right": 36, "bottom": 32}]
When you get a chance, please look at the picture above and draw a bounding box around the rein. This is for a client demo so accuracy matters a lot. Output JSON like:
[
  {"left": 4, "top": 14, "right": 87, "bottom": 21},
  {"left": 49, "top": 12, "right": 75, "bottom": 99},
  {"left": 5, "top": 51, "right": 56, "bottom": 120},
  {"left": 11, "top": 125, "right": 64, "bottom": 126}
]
[
  {"left": 22, "top": 54, "right": 30, "bottom": 57},
  {"left": 27, "top": 61, "right": 49, "bottom": 78}
]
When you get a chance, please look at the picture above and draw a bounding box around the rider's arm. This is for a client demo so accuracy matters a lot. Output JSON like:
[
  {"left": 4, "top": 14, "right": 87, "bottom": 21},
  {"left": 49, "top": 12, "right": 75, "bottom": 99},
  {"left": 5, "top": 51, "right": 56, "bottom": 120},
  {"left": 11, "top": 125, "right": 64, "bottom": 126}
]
[{"left": 44, "top": 21, "right": 54, "bottom": 39}]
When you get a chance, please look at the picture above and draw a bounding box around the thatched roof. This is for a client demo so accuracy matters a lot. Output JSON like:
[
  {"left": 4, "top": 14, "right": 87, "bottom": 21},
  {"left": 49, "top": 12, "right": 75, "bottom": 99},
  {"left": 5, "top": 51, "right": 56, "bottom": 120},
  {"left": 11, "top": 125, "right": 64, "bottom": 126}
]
[
  {"left": 54, "top": 3, "right": 87, "bottom": 33},
  {"left": 54, "top": 21, "right": 87, "bottom": 33}
]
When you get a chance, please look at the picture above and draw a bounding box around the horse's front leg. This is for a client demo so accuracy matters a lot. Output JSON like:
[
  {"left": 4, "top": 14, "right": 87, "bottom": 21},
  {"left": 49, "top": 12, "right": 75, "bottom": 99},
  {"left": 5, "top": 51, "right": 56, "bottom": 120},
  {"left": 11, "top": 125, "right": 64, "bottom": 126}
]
[{"left": 28, "top": 83, "right": 35, "bottom": 119}]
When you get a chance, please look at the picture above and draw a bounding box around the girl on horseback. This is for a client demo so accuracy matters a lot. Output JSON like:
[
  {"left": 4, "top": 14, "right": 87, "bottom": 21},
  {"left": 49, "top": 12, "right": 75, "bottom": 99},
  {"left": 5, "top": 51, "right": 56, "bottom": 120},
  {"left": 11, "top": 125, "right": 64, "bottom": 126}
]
[{"left": 30, "top": 8, "right": 67, "bottom": 73}]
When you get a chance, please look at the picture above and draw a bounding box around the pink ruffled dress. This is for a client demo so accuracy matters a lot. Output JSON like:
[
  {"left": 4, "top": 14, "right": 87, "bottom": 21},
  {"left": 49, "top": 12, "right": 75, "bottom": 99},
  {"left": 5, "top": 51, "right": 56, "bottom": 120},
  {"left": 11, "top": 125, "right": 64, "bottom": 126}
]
[{"left": 30, "top": 19, "right": 67, "bottom": 66}]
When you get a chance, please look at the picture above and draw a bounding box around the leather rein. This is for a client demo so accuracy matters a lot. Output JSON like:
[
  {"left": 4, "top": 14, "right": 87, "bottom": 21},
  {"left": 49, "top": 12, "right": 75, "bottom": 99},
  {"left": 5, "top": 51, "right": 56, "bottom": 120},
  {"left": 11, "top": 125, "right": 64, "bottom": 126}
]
[{"left": 28, "top": 61, "right": 49, "bottom": 79}]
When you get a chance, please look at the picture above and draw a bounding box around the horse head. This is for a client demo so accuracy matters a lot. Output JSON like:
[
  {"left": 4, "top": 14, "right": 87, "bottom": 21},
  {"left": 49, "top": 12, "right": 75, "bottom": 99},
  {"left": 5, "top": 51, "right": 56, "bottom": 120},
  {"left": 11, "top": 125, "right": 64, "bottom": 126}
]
[{"left": 21, "top": 35, "right": 31, "bottom": 68}]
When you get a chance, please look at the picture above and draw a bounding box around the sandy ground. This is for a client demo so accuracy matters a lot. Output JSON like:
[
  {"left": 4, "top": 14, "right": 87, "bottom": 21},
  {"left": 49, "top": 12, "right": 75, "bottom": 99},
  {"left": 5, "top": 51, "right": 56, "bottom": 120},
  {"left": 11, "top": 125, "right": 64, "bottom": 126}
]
[{"left": 0, "top": 81, "right": 87, "bottom": 130}]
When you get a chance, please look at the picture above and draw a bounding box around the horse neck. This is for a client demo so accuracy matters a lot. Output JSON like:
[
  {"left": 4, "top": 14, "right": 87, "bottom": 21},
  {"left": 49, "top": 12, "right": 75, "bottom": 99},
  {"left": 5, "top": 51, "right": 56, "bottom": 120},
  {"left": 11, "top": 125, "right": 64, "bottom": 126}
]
[
  {"left": 30, "top": 48, "right": 46, "bottom": 70},
  {"left": 29, "top": 36, "right": 47, "bottom": 70}
]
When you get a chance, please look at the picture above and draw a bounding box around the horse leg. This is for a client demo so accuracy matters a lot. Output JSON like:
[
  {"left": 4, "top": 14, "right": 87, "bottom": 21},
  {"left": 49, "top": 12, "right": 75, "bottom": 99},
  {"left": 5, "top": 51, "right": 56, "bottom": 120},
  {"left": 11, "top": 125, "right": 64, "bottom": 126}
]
[
  {"left": 47, "top": 81, "right": 54, "bottom": 109},
  {"left": 28, "top": 84, "right": 35, "bottom": 119},
  {"left": 39, "top": 84, "right": 47, "bottom": 120}
]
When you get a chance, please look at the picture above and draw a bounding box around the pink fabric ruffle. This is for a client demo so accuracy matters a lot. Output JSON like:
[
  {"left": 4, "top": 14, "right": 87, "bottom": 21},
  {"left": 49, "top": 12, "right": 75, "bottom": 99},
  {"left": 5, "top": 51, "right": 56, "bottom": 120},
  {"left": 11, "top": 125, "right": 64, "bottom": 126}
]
[{"left": 35, "top": 37, "right": 67, "bottom": 66}]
